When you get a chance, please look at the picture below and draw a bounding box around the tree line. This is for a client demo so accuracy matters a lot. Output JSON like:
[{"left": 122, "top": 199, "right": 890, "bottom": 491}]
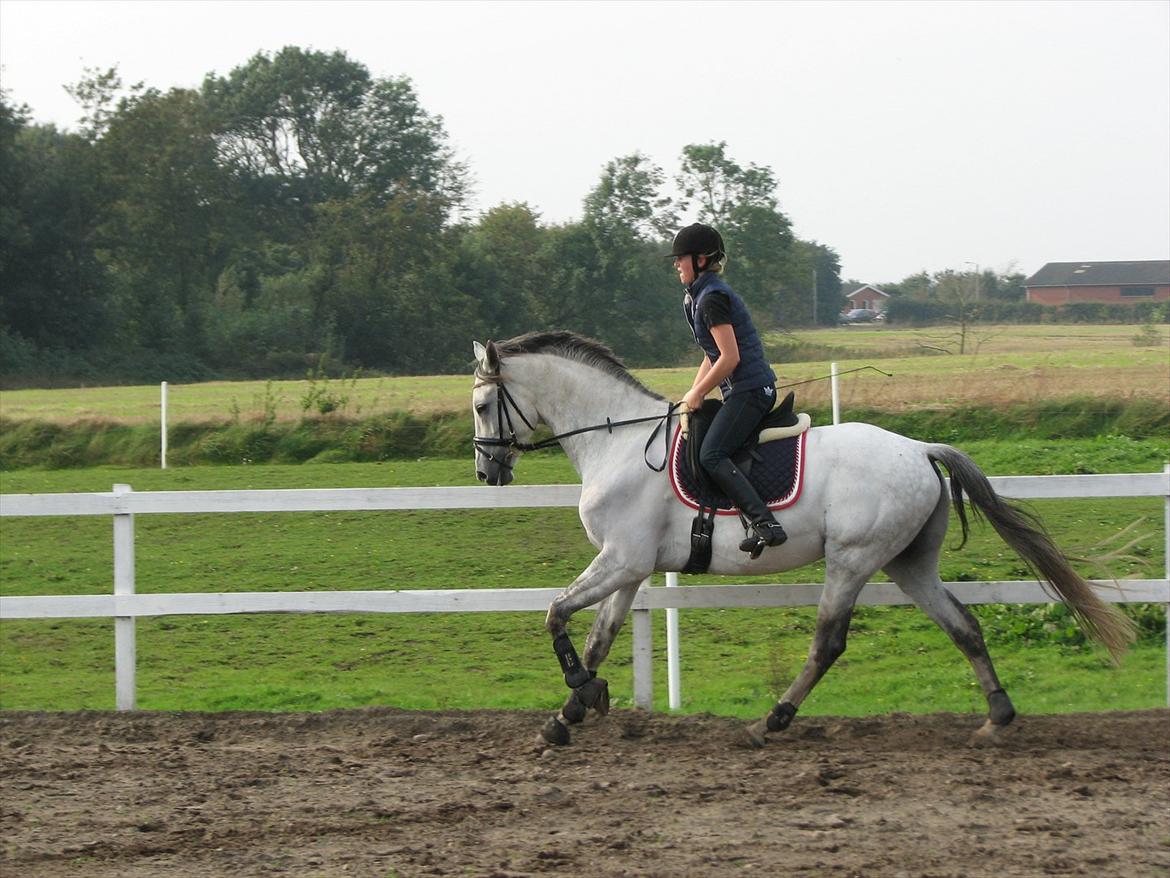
[{"left": 0, "top": 46, "right": 848, "bottom": 387}]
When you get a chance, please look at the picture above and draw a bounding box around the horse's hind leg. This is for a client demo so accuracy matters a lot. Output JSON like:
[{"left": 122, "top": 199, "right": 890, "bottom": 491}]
[
  {"left": 746, "top": 561, "right": 869, "bottom": 746},
  {"left": 883, "top": 494, "right": 1016, "bottom": 739}
]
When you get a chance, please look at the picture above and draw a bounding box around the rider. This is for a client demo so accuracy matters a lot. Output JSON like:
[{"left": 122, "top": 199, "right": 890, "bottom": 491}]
[{"left": 671, "top": 222, "right": 788, "bottom": 553}]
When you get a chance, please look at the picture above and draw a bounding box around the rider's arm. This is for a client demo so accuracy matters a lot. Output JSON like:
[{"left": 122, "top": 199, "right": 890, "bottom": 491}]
[{"left": 684, "top": 324, "right": 740, "bottom": 410}]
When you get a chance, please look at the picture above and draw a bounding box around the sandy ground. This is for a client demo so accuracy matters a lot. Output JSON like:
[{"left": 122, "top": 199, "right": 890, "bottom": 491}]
[{"left": 2, "top": 708, "right": 1168, "bottom": 878}]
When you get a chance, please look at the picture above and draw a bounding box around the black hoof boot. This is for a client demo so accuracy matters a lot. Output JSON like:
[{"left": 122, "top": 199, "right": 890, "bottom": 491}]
[
  {"left": 560, "top": 676, "right": 610, "bottom": 726},
  {"left": 766, "top": 701, "right": 797, "bottom": 732},
  {"left": 541, "top": 715, "right": 571, "bottom": 746},
  {"left": 988, "top": 688, "right": 1016, "bottom": 726},
  {"left": 576, "top": 676, "right": 610, "bottom": 716}
]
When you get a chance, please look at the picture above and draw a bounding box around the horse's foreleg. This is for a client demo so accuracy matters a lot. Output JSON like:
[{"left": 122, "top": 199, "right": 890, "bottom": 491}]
[
  {"left": 542, "top": 553, "right": 647, "bottom": 746},
  {"left": 583, "top": 583, "right": 640, "bottom": 669},
  {"left": 747, "top": 565, "right": 868, "bottom": 747},
  {"left": 555, "top": 584, "right": 641, "bottom": 728}
]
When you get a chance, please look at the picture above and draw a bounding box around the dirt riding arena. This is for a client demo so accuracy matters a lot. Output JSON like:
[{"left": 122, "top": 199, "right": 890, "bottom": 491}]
[{"left": 2, "top": 708, "right": 1168, "bottom": 878}]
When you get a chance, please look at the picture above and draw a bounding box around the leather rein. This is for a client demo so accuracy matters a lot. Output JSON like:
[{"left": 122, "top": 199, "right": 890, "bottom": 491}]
[{"left": 472, "top": 374, "right": 680, "bottom": 474}]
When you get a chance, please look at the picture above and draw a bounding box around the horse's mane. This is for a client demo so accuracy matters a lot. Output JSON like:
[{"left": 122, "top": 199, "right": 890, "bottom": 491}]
[{"left": 495, "top": 331, "right": 666, "bottom": 401}]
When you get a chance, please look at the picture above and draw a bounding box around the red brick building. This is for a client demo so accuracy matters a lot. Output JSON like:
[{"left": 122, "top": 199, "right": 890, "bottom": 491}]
[
  {"left": 1024, "top": 261, "right": 1170, "bottom": 305},
  {"left": 842, "top": 283, "right": 891, "bottom": 312}
]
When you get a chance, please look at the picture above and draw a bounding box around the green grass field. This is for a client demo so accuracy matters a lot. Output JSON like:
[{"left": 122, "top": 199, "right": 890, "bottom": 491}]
[
  {"left": 2, "top": 324, "right": 1166, "bottom": 718},
  {"left": 2, "top": 450, "right": 1166, "bottom": 717}
]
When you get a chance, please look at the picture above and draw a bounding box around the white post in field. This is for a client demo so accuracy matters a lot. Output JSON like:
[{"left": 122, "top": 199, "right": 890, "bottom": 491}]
[
  {"left": 1164, "top": 463, "right": 1169, "bottom": 707},
  {"left": 632, "top": 577, "right": 653, "bottom": 710},
  {"left": 160, "top": 382, "right": 168, "bottom": 470},
  {"left": 112, "top": 484, "right": 137, "bottom": 710},
  {"left": 666, "top": 572, "right": 681, "bottom": 709},
  {"left": 830, "top": 362, "right": 841, "bottom": 425}
]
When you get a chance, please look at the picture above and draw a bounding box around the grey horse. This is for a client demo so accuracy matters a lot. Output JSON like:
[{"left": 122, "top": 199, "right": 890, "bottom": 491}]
[{"left": 471, "top": 332, "right": 1134, "bottom": 746}]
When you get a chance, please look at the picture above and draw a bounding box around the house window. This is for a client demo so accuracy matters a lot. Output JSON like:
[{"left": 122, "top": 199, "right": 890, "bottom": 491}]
[{"left": 1120, "top": 287, "right": 1155, "bottom": 297}]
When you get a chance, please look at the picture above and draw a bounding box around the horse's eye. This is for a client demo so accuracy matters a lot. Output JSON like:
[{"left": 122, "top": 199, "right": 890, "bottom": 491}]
[{"left": 475, "top": 404, "right": 489, "bottom": 416}]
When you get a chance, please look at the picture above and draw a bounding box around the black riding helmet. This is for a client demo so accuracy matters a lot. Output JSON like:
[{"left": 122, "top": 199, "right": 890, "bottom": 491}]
[{"left": 666, "top": 223, "right": 725, "bottom": 279}]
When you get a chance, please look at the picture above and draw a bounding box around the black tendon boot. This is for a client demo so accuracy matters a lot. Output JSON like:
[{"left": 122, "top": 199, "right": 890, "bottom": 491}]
[{"left": 708, "top": 459, "right": 788, "bottom": 556}]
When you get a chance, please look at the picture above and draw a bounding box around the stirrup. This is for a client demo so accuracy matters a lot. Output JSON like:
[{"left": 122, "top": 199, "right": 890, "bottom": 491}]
[{"left": 738, "top": 520, "right": 787, "bottom": 558}]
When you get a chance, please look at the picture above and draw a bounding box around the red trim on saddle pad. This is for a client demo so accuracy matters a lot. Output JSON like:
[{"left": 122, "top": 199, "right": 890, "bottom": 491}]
[{"left": 668, "top": 424, "right": 807, "bottom": 515}]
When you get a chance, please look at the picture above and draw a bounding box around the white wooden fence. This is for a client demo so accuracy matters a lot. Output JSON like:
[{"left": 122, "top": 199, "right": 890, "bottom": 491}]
[{"left": 2, "top": 470, "right": 1168, "bottom": 712}]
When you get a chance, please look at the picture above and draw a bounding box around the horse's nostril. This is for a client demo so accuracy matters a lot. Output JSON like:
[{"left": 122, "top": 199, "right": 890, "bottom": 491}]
[{"left": 476, "top": 471, "right": 487, "bottom": 482}]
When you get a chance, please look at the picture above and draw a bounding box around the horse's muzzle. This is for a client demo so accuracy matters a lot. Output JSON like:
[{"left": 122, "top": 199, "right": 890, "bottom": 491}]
[
  {"left": 479, "top": 467, "right": 514, "bottom": 487},
  {"left": 476, "top": 455, "right": 515, "bottom": 486}
]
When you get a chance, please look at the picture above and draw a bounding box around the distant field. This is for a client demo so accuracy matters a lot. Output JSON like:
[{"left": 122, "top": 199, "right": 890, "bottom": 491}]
[{"left": 2, "top": 324, "right": 1166, "bottom": 424}]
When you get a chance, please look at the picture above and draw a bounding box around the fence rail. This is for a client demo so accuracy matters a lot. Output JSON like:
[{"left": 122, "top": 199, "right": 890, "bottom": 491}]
[{"left": 2, "top": 470, "right": 1168, "bottom": 711}]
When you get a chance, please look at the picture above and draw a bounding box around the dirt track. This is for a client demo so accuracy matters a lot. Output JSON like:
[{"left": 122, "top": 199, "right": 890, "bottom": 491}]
[{"left": 2, "top": 708, "right": 1168, "bottom": 878}]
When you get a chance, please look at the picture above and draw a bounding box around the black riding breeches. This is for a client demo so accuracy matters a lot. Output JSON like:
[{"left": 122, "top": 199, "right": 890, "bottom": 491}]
[{"left": 698, "top": 387, "right": 775, "bottom": 473}]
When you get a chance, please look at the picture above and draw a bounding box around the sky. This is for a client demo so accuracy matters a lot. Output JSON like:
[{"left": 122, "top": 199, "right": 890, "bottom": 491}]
[{"left": 1, "top": 0, "right": 1167, "bottom": 283}]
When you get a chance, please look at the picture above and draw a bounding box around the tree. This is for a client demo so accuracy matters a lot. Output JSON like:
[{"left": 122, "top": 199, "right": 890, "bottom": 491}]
[
  {"left": 305, "top": 191, "right": 476, "bottom": 372},
  {"left": 676, "top": 141, "right": 779, "bottom": 225},
  {"left": 459, "top": 203, "right": 549, "bottom": 339},
  {"left": 95, "top": 86, "right": 236, "bottom": 358},
  {"left": 807, "top": 242, "right": 844, "bottom": 326},
  {"left": 583, "top": 153, "right": 678, "bottom": 241},
  {"left": 0, "top": 96, "right": 112, "bottom": 354},
  {"left": 202, "top": 47, "right": 467, "bottom": 232}
]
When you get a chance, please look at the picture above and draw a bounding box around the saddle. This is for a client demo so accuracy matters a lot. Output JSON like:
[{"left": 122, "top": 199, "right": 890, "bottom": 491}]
[
  {"left": 676, "top": 391, "right": 811, "bottom": 573},
  {"left": 680, "top": 391, "right": 809, "bottom": 499}
]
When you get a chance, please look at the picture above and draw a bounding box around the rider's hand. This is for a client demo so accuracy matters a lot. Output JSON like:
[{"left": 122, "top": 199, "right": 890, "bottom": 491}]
[{"left": 682, "top": 388, "right": 706, "bottom": 413}]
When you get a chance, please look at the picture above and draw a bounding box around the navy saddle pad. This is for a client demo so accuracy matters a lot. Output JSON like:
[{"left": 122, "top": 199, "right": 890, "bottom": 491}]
[{"left": 669, "top": 426, "right": 806, "bottom": 514}]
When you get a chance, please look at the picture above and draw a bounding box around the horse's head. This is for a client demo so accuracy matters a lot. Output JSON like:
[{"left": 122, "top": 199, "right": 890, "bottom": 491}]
[{"left": 472, "top": 340, "right": 541, "bottom": 486}]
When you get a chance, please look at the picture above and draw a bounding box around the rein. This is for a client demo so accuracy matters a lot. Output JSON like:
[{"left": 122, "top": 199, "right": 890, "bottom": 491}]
[
  {"left": 473, "top": 364, "right": 892, "bottom": 476},
  {"left": 473, "top": 378, "right": 680, "bottom": 473}
]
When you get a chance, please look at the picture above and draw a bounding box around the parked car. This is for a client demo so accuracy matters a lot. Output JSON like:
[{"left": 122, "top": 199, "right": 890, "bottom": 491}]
[{"left": 838, "top": 308, "right": 879, "bottom": 324}]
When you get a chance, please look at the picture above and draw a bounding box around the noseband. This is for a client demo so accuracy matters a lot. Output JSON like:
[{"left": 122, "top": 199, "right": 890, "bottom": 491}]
[
  {"left": 473, "top": 378, "right": 541, "bottom": 472},
  {"left": 473, "top": 371, "right": 679, "bottom": 473}
]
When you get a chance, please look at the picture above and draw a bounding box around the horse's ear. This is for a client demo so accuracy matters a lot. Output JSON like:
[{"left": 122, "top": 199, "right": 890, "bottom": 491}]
[{"left": 473, "top": 340, "right": 501, "bottom": 375}]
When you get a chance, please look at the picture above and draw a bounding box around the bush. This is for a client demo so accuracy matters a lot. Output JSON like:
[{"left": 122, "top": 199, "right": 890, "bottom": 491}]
[{"left": 882, "top": 298, "right": 1168, "bottom": 327}]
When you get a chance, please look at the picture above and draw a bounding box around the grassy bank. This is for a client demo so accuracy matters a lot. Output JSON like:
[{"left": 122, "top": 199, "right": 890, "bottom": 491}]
[
  {"left": 2, "top": 453, "right": 1165, "bottom": 716},
  {"left": 2, "top": 397, "right": 1167, "bottom": 470},
  {"left": 2, "top": 322, "right": 1164, "bottom": 469}
]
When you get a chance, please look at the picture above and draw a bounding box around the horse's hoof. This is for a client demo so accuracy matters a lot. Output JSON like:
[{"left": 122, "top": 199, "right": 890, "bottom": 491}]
[
  {"left": 561, "top": 694, "right": 587, "bottom": 724},
  {"left": 969, "top": 719, "right": 1007, "bottom": 748},
  {"left": 743, "top": 720, "right": 768, "bottom": 749},
  {"left": 541, "top": 716, "right": 571, "bottom": 746}
]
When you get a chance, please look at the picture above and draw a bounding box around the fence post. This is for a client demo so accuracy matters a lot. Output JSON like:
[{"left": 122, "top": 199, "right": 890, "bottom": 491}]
[
  {"left": 113, "top": 484, "right": 137, "bottom": 710},
  {"left": 160, "top": 382, "right": 168, "bottom": 470},
  {"left": 830, "top": 361, "right": 841, "bottom": 425},
  {"left": 632, "top": 577, "right": 653, "bottom": 710},
  {"left": 666, "top": 571, "right": 681, "bottom": 709}
]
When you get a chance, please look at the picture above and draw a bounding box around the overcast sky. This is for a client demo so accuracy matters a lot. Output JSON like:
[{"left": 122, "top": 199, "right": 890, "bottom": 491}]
[{"left": 1, "top": 0, "right": 1167, "bottom": 282}]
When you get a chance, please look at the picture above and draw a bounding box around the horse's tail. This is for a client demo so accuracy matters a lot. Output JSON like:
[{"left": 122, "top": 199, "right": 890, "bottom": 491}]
[{"left": 927, "top": 444, "right": 1136, "bottom": 663}]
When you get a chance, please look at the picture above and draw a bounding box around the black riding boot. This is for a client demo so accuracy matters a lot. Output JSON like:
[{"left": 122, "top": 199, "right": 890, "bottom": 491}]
[{"left": 708, "top": 459, "right": 788, "bottom": 555}]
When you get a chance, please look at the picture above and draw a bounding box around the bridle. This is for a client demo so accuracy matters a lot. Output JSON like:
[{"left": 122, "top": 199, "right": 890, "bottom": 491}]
[{"left": 472, "top": 371, "right": 680, "bottom": 474}]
